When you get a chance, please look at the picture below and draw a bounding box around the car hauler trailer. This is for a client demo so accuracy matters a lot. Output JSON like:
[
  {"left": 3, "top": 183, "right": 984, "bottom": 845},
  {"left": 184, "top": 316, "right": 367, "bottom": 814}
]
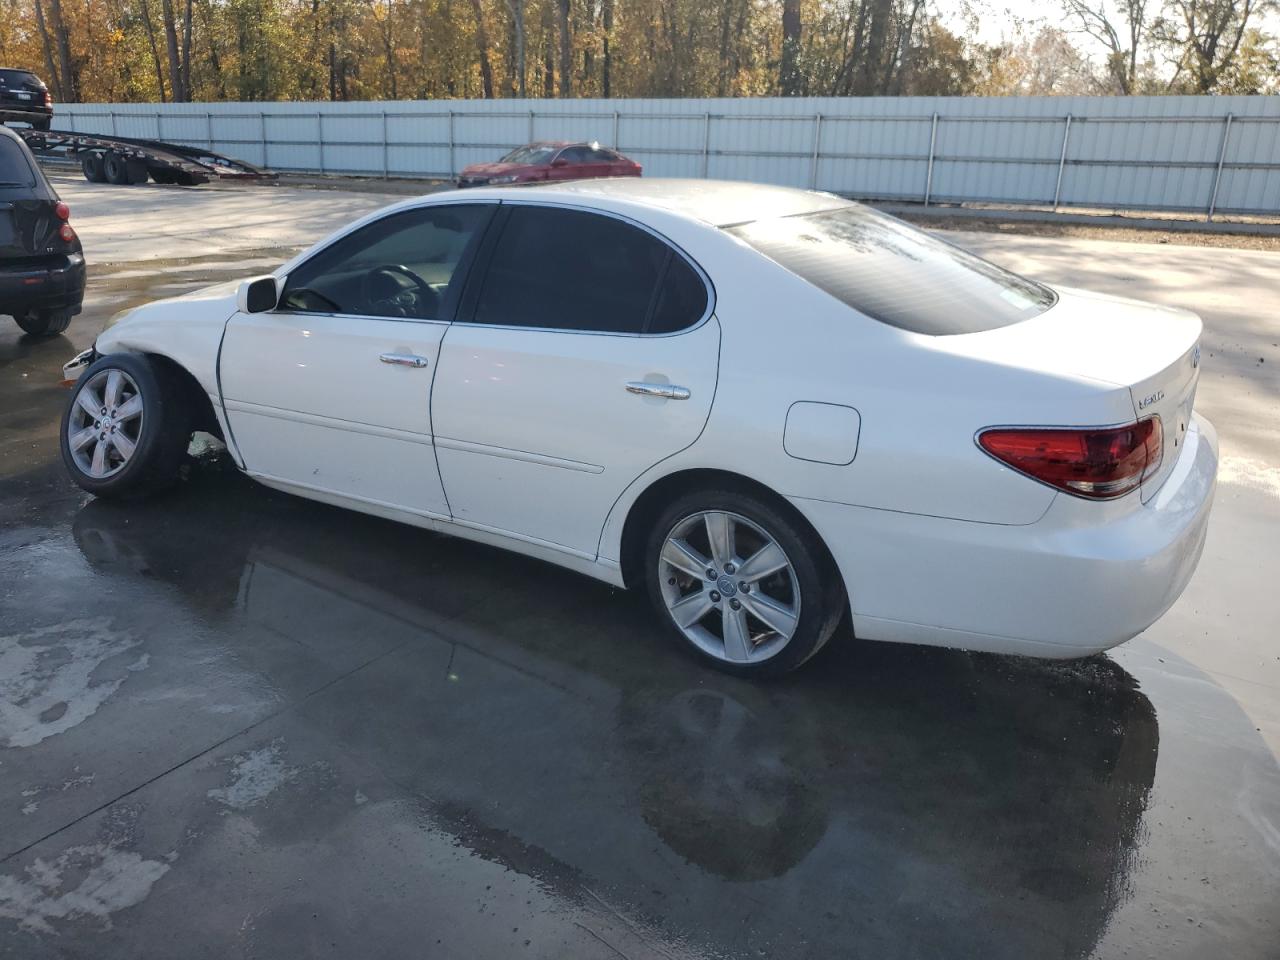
[{"left": 13, "top": 127, "right": 275, "bottom": 186}]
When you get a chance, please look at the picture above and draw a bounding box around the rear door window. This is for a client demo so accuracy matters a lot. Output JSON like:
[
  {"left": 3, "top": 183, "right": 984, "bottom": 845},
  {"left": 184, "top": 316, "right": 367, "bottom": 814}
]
[
  {"left": 727, "top": 204, "right": 1055, "bottom": 336},
  {"left": 469, "top": 205, "right": 706, "bottom": 334},
  {"left": 0, "top": 137, "right": 37, "bottom": 187}
]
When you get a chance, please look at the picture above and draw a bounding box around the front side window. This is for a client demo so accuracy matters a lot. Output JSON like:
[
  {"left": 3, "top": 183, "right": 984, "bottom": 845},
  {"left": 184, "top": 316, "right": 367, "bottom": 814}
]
[
  {"left": 470, "top": 206, "right": 707, "bottom": 335},
  {"left": 280, "top": 204, "right": 490, "bottom": 320},
  {"left": 727, "top": 204, "right": 1056, "bottom": 336}
]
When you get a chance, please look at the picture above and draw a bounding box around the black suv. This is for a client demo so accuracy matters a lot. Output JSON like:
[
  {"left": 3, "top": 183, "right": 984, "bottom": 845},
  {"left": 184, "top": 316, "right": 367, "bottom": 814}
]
[
  {"left": 1, "top": 125, "right": 85, "bottom": 336},
  {"left": 0, "top": 68, "right": 53, "bottom": 131}
]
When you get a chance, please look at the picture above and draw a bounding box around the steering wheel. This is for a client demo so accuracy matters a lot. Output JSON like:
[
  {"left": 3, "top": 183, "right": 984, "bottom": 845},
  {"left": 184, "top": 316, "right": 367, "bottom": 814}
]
[{"left": 362, "top": 264, "right": 440, "bottom": 318}]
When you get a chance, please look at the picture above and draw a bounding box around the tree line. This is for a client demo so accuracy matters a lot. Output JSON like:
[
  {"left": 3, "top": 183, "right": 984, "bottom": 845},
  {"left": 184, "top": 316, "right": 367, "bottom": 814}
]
[{"left": 2, "top": 0, "right": 1275, "bottom": 104}]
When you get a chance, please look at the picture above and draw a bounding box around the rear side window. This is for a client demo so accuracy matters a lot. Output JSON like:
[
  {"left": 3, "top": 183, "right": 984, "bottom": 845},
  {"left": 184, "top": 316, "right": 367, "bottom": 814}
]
[
  {"left": 727, "top": 204, "right": 1055, "bottom": 336},
  {"left": 0, "top": 137, "right": 36, "bottom": 187},
  {"left": 650, "top": 256, "right": 709, "bottom": 334},
  {"left": 472, "top": 206, "right": 707, "bottom": 334}
]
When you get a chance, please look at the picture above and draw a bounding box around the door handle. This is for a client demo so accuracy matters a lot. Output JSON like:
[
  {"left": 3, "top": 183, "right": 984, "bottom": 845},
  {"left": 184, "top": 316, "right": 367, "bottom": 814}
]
[
  {"left": 380, "top": 352, "right": 430, "bottom": 368},
  {"left": 625, "top": 381, "right": 691, "bottom": 400}
]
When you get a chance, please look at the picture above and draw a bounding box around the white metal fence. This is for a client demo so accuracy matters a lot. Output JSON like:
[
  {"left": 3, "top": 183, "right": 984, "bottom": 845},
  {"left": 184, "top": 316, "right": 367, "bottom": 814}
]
[{"left": 55, "top": 95, "right": 1280, "bottom": 219}]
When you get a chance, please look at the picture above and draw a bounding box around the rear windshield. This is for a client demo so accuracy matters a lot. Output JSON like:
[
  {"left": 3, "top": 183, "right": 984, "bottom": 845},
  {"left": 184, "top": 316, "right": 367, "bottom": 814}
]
[
  {"left": 0, "top": 136, "right": 36, "bottom": 187},
  {"left": 726, "top": 204, "right": 1056, "bottom": 336},
  {"left": 0, "top": 70, "right": 41, "bottom": 88}
]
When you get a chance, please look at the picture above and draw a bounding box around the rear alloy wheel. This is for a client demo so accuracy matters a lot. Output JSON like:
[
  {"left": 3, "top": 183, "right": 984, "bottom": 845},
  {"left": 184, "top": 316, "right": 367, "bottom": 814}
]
[
  {"left": 15, "top": 308, "right": 71, "bottom": 337},
  {"left": 645, "top": 490, "right": 845, "bottom": 677},
  {"left": 60, "top": 354, "right": 191, "bottom": 499}
]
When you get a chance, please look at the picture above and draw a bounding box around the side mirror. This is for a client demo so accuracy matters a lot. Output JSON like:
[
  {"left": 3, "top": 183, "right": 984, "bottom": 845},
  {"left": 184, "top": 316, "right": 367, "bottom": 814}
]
[
  {"left": 237, "top": 275, "right": 279, "bottom": 314},
  {"left": 550, "top": 157, "right": 570, "bottom": 168}
]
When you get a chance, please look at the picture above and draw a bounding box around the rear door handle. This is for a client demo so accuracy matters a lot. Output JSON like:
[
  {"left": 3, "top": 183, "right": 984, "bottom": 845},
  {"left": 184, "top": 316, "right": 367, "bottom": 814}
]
[
  {"left": 625, "top": 381, "right": 691, "bottom": 400},
  {"left": 380, "top": 352, "right": 430, "bottom": 368}
]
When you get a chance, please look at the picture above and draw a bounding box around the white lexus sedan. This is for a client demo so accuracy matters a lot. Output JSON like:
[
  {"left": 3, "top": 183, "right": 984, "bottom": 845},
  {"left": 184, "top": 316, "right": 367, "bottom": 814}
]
[{"left": 59, "top": 179, "right": 1217, "bottom": 676}]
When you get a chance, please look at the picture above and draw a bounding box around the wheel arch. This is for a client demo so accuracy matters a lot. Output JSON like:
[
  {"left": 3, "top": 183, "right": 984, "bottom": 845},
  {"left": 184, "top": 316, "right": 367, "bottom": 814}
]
[
  {"left": 98, "top": 348, "right": 223, "bottom": 443},
  {"left": 143, "top": 352, "right": 223, "bottom": 441},
  {"left": 614, "top": 467, "right": 842, "bottom": 596}
]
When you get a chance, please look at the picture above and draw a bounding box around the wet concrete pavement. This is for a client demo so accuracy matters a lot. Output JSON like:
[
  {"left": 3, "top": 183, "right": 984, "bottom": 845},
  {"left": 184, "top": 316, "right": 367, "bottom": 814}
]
[{"left": 1, "top": 179, "right": 1279, "bottom": 958}]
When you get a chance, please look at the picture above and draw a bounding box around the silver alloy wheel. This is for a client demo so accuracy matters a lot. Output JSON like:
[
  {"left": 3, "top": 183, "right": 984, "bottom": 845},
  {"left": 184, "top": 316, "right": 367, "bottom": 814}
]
[
  {"left": 658, "top": 510, "right": 802, "bottom": 664},
  {"left": 67, "top": 368, "right": 145, "bottom": 479}
]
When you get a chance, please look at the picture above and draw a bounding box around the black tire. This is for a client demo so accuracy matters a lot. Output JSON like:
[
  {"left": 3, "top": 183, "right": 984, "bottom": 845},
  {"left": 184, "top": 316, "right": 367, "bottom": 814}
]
[
  {"left": 103, "top": 151, "right": 133, "bottom": 185},
  {"left": 81, "top": 152, "right": 106, "bottom": 183},
  {"left": 644, "top": 488, "right": 846, "bottom": 678},
  {"left": 60, "top": 353, "right": 193, "bottom": 500},
  {"left": 15, "top": 308, "right": 72, "bottom": 337}
]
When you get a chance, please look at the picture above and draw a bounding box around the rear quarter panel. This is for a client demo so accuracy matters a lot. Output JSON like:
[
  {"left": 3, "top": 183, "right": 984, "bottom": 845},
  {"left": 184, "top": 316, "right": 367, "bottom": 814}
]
[{"left": 594, "top": 219, "right": 1136, "bottom": 561}]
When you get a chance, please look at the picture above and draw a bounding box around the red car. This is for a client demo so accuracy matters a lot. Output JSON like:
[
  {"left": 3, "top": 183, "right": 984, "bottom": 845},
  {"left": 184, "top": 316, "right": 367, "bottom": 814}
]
[{"left": 456, "top": 141, "right": 641, "bottom": 188}]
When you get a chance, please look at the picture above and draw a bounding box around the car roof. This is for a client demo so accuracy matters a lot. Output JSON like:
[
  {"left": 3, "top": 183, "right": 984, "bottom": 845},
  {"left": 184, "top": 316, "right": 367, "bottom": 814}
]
[
  {"left": 0, "top": 124, "right": 23, "bottom": 142},
  {"left": 455, "top": 178, "right": 848, "bottom": 228}
]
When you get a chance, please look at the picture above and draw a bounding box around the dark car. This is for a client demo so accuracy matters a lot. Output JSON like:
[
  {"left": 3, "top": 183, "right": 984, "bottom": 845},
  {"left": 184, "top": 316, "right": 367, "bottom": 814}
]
[
  {"left": 0, "top": 125, "right": 85, "bottom": 336},
  {"left": 0, "top": 68, "right": 53, "bottom": 131},
  {"left": 456, "top": 141, "right": 641, "bottom": 188}
]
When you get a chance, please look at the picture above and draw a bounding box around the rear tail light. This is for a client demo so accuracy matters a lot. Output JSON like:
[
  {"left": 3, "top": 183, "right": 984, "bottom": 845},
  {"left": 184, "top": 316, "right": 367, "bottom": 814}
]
[
  {"left": 43, "top": 90, "right": 53, "bottom": 106},
  {"left": 55, "top": 201, "right": 70, "bottom": 220},
  {"left": 58, "top": 223, "right": 76, "bottom": 243},
  {"left": 978, "top": 418, "right": 1163, "bottom": 500}
]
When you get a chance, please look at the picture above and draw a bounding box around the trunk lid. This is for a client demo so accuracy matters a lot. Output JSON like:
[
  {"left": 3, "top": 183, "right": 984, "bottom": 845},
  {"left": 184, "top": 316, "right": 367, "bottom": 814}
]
[
  {"left": 0, "top": 198, "right": 60, "bottom": 262},
  {"left": 937, "top": 285, "right": 1202, "bottom": 500}
]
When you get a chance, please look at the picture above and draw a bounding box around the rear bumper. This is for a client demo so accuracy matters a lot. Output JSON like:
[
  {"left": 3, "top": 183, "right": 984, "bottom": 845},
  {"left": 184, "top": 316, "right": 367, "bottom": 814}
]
[
  {"left": 793, "top": 413, "right": 1219, "bottom": 659},
  {"left": 0, "top": 253, "right": 86, "bottom": 315}
]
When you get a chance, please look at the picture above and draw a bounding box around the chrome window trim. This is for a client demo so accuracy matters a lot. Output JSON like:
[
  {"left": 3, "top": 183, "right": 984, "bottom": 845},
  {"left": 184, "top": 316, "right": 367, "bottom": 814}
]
[{"left": 451, "top": 197, "right": 717, "bottom": 339}]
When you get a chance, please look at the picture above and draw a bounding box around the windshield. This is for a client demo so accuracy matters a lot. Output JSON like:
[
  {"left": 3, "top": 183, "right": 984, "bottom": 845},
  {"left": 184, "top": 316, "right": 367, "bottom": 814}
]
[
  {"left": 499, "top": 145, "right": 559, "bottom": 165},
  {"left": 726, "top": 204, "right": 1056, "bottom": 336}
]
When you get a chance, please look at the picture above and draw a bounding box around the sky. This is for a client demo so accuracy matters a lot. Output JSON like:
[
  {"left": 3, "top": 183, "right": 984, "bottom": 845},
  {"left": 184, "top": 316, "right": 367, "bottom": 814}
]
[
  {"left": 940, "top": 0, "right": 1077, "bottom": 45},
  {"left": 936, "top": 0, "right": 1280, "bottom": 69}
]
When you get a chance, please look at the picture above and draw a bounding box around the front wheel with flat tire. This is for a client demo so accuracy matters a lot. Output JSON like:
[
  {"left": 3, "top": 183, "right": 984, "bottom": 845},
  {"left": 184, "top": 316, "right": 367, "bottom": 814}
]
[
  {"left": 644, "top": 489, "right": 846, "bottom": 677},
  {"left": 60, "top": 354, "right": 192, "bottom": 499}
]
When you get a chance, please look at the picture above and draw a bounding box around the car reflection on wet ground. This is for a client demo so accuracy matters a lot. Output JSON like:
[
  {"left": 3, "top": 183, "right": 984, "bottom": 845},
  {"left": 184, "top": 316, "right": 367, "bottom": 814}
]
[{"left": 2, "top": 190, "right": 1279, "bottom": 959}]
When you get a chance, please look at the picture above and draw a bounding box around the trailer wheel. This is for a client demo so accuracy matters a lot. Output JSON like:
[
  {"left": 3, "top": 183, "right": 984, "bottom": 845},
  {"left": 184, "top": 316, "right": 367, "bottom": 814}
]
[
  {"left": 103, "top": 152, "right": 132, "bottom": 185},
  {"left": 126, "top": 157, "right": 149, "bottom": 184},
  {"left": 173, "top": 171, "right": 203, "bottom": 187},
  {"left": 81, "top": 152, "right": 106, "bottom": 183},
  {"left": 150, "top": 168, "right": 174, "bottom": 184}
]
